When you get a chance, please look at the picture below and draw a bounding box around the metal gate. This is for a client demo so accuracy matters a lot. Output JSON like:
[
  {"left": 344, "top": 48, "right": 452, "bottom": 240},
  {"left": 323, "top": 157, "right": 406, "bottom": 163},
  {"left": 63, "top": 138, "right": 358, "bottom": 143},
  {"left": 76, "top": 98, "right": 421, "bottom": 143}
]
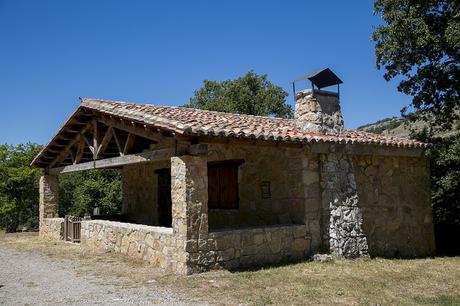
[{"left": 64, "top": 215, "right": 82, "bottom": 243}]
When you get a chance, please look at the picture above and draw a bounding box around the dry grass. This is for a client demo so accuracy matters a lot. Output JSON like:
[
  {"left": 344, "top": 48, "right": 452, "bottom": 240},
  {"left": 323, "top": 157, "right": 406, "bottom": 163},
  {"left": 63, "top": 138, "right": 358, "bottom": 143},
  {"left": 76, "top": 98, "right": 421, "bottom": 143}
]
[{"left": 1, "top": 232, "right": 459, "bottom": 305}]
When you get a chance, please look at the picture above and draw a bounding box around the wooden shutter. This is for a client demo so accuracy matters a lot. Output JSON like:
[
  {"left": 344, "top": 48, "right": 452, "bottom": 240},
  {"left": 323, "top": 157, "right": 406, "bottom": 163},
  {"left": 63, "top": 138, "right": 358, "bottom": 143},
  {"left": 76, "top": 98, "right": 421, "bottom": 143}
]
[
  {"left": 208, "top": 167, "right": 220, "bottom": 209},
  {"left": 219, "top": 166, "right": 238, "bottom": 209},
  {"left": 207, "top": 163, "right": 239, "bottom": 209}
]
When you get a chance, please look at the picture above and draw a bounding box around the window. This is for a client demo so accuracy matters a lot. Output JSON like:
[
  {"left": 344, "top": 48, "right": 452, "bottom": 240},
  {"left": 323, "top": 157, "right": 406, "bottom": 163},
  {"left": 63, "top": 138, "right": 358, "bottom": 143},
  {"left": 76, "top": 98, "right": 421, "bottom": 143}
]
[{"left": 208, "top": 160, "right": 243, "bottom": 209}]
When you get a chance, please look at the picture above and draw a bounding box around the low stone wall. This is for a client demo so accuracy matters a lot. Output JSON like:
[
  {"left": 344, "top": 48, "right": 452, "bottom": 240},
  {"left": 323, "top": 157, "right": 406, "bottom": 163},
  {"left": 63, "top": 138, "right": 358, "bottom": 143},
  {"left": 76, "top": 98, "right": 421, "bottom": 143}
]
[
  {"left": 39, "top": 218, "right": 64, "bottom": 241},
  {"left": 80, "top": 220, "right": 309, "bottom": 273},
  {"left": 80, "top": 220, "right": 186, "bottom": 274},
  {"left": 208, "top": 224, "right": 310, "bottom": 270}
]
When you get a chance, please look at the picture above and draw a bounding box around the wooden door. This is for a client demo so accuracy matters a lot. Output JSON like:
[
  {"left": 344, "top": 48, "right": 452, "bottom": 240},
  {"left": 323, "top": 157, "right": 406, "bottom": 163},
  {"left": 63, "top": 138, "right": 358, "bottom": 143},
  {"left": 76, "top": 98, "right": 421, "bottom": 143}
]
[{"left": 156, "top": 168, "right": 172, "bottom": 227}]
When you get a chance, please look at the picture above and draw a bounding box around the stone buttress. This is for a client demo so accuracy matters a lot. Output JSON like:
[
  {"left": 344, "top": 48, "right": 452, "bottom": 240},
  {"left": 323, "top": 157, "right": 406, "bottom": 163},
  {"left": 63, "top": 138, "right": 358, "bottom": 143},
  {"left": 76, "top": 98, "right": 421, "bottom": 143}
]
[{"left": 319, "top": 154, "right": 369, "bottom": 257}]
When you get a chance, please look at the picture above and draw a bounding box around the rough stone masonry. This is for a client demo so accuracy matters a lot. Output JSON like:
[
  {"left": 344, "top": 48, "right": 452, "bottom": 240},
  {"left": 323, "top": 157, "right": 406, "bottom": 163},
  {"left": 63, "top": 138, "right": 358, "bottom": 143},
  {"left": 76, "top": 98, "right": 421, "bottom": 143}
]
[
  {"left": 295, "top": 89, "right": 344, "bottom": 135},
  {"left": 296, "top": 89, "right": 369, "bottom": 257},
  {"left": 320, "top": 154, "right": 369, "bottom": 257},
  {"left": 35, "top": 83, "right": 435, "bottom": 274}
]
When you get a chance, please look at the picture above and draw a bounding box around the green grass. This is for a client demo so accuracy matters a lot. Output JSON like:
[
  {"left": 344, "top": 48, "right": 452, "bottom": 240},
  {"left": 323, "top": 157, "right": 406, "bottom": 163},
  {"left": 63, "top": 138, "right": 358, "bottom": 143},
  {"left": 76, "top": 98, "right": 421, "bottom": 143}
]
[{"left": 1, "top": 232, "right": 460, "bottom": 305}]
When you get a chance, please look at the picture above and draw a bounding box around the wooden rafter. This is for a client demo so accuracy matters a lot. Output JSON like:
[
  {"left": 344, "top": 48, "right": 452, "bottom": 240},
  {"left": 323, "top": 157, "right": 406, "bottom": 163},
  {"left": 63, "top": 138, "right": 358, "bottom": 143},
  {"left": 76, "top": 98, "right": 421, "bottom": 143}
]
[
  {"left": 123, "top": 133, "right": 135, "bottom": 155},
  {"left": 82, "top": 135, "right": 95, "bottom": 154},
  {"left": 66, "top": 127, "right": 81, "bottom": 133},
  {"left": 96, "top": 127, "right": 113, "bottom": 159},
  {"left": 93, "top": 120, "right": 100, "bottom": 160},
  {"left": 47, "top": 114, "right": 176, "bottom": 169},
  {"left": 112, "top": 128, "right": 124, "bottom": 156},
  {"left": 70, "top": 147, "right": 76, "bottom": 164},
  {"left": 75, "top": 137, "right": 85, "bottom": 164},
  {"left": 96, "top": 115, "right": 168, "bottom": 143},
  {"left": 48, "top": 121, "right": 94, "bottom": 169},
  {"left": 46, "top": 148, "right": 61, "bottom": 154}
]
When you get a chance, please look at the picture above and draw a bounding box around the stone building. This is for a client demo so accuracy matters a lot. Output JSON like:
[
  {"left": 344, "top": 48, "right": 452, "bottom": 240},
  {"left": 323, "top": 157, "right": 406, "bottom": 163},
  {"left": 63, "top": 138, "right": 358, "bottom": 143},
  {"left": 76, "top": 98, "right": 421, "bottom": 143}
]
[{"left": 32, "top": 70, "right": 435, "bottom": 274}]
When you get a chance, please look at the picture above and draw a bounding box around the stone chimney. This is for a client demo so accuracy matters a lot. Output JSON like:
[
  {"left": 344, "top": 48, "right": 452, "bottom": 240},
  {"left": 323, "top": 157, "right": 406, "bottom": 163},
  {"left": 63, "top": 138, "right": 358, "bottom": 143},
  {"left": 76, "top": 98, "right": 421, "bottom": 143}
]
[
  {"left": 294, "top": 89, "right": 344, "bottom": 135},
  {"left": 292, "top": 68, "right": 344, "bottom": 135}
]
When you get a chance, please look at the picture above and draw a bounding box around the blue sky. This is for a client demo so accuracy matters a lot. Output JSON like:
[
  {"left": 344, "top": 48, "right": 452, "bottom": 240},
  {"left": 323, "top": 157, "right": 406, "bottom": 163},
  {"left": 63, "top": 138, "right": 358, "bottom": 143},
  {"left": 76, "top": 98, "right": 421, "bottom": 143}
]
[{"left": 0, "top": 0, "right": 411, "bottom": 145}]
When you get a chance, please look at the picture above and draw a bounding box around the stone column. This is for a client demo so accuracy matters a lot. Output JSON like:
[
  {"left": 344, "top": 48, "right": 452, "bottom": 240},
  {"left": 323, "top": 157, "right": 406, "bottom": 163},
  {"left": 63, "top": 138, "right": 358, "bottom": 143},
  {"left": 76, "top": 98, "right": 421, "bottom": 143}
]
[
  {"left": 320, "top": 153, "right": 369, "bottom": 257},
  {"left": 39, "top": 175, "right": 59, "bottom": 220},
  {"left": 39, "top": 175, "right": 59, "bottom": 232},
  {"left": 171, "top": 155, "right": 209, "bottom": 274}
]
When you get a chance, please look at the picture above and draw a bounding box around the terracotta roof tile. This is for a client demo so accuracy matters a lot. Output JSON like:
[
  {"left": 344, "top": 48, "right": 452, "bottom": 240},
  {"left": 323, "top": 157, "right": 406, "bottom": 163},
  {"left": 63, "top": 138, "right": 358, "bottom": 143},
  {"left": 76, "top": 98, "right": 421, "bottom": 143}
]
[{"left": 80, "top": 98, "right": 427, "bottom": 148}]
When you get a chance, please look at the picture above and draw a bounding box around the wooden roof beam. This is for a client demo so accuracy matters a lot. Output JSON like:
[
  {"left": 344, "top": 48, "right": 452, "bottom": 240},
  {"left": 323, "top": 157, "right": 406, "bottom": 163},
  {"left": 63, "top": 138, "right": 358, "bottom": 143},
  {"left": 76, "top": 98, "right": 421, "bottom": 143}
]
[
  {"left": 49, "top": 148, "right": 175, "bottom": 175},
  {"left": 96, "top": 126, "right": 113, "bottom": 159},
  {"left": 96, "top": 115, "right": 169, "bottom": 143},
  {"left": 48, "top": 121, "right": 94, "bottom": 169}
]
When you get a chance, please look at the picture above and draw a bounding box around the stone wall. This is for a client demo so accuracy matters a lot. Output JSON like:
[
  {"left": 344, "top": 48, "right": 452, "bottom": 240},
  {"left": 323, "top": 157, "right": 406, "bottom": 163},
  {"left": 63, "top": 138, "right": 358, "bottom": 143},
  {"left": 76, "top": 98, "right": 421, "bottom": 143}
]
[
  {"left": 208, "top": 225, "right": 310, "bottom": 270},
  {"left": 122, "top": 160, "right": 170, "bottom": 225},
  {"left": 302, "top": 155, "right": 323, "bottom": 253},
  {"left": 80, "top": 219, "right": 310, "bottom": 274},
  {"left": 320, "top": 154, "right": 369, "bottom": 257},
  {"left": 39, "top": 218, "right": 64, "bottom": 241},
  {"left": 352, "top": 155, "right": 435, "bottom": 257},
  {"left": 207, "top": 143, "right": 312, "bottom": 229},
  {"left": 80, "top": 220, "right": 186, "bottom": 274}
]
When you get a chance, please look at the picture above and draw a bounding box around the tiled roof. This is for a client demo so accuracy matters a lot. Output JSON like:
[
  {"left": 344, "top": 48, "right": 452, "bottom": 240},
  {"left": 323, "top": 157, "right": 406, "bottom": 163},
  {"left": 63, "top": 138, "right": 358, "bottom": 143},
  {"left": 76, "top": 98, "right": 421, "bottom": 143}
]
[{"left": 80, "top": 98, "right": 427, "bottom": 148}]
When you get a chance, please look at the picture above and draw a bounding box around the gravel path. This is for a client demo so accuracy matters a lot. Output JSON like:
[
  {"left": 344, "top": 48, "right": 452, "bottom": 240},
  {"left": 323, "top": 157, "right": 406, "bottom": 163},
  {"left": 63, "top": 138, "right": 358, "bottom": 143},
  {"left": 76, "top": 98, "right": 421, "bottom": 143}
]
[{"left": 0, "top": 246, "right": 195, "bottom": 305}]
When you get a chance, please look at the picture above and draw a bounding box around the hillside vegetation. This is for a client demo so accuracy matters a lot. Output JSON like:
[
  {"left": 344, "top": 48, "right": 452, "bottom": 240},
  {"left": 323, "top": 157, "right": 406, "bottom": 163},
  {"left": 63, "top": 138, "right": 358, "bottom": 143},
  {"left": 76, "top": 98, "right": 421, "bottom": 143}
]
[{"left": 357, "top": 116, "right": 459, "bottom": 138}]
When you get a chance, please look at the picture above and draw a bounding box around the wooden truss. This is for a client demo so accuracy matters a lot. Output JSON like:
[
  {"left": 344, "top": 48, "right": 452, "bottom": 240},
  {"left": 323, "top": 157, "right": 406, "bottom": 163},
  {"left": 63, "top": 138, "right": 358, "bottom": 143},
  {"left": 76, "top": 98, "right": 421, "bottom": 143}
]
[{"left": 45, "top": 112, "right": 207, "bottom": 175}]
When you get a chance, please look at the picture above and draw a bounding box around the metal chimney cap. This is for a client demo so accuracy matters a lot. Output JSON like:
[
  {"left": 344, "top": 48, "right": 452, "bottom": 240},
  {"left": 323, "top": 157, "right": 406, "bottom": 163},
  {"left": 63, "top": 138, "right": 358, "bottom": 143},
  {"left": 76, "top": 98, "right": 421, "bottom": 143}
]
[{"left": 293, "top": 68, "right": 343, "bottom": 89}]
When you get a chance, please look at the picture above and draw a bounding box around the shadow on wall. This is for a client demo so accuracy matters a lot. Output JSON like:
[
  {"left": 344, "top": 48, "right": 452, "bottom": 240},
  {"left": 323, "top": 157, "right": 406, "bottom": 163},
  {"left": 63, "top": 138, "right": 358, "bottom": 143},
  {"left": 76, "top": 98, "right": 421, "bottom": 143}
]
[{"left": 353, "top": 155, "right": 436, "bottom": 258}]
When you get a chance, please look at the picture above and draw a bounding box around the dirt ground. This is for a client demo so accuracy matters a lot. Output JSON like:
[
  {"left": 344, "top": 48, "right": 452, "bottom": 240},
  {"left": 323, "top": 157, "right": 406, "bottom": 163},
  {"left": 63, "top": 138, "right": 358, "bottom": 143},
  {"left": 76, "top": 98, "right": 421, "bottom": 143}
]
[
  {"left": 1, "top": 232, "right": 460, "bottom": 305},
  {"left": 0, "top": 232, "right": 200, "bottom": 305}
]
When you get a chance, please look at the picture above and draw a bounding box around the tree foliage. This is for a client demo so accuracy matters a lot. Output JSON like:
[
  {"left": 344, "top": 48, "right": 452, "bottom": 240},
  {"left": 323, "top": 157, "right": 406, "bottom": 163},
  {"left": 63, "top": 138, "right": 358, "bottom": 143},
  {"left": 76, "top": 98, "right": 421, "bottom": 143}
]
[
  {"left": 185, "top": 71, "right": 293, "bottom": 118},
  {"left": 0, "top": 142, "right": 122, "bottom": 233},
  {"left": 0, "top": 143, "right": 43, "bottom": 232},
  {"left": 59, "top": 169, "right": 122, "bottom": 217},
  {"left": 372, "top": 0, "right": 460, "bottom": 130},
  {"left": 412, "top": 129, "right": 460, "bottom": 254}
]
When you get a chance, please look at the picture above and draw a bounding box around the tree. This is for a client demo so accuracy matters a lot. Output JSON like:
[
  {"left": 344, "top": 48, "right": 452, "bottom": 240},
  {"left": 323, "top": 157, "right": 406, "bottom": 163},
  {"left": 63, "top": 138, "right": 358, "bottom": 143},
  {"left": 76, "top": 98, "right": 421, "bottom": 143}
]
[
  {"left": 59, "top": 169, "right": 122, "bottom": 217},
  {"left": 185, "top": 71, "right": 293, "bottom": 118},
  {"left": 372, "top": 0, "right": 460, "bottom": 130},
  {"left": 411, "top": 128, "right": 460, "bottom": 255},
  {"left": 0, "top": 142, "right": 122, "bottom": 233},
  {"left": 0, "top": 143, "right": 43, "bottom": 232}
]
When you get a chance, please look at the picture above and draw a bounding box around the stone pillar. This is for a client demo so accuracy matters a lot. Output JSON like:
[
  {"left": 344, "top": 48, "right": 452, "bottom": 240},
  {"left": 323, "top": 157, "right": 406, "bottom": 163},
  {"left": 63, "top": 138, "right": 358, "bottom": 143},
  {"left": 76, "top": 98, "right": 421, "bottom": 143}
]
[
  {"left": 320, "top": 154, "right": 369, "bottom": 257},
  {"left": 39, "top": 175, "right": 59, "bottom": 232},
  {"left": 171, "top": 155, "right": 209, "bottom": 274}
]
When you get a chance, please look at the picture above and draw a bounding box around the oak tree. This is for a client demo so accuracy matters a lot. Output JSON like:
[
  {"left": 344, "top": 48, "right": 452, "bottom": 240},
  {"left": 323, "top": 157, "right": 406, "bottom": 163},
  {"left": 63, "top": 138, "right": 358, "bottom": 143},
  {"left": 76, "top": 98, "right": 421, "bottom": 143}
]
[
  {"left": 186, "top": 71, "right": 293, "bottom": 118},
  {"left": 373, "top": 0, "right": 460, "bottom": 130}
]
